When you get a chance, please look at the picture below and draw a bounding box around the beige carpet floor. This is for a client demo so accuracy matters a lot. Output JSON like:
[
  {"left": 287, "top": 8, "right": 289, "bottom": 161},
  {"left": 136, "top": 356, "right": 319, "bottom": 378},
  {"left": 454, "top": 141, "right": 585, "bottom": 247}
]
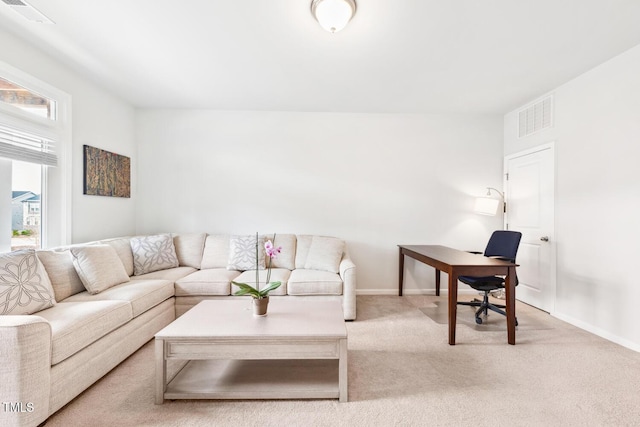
[{"left": 46, "top": 296, "right": 640, "bottom": 427}]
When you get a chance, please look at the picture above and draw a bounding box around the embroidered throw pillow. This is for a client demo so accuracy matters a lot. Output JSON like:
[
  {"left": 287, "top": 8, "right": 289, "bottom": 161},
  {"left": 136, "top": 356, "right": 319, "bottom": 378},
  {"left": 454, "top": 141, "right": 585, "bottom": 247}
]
[
  {"left": 130, "top": 234, "right": 179, "bottom": 276},
  {"left": 1, "top": 249, "right": 56, "bottom": 315},
  {"left": 227, "top": 235, "right": 266, "bottom": 271}
]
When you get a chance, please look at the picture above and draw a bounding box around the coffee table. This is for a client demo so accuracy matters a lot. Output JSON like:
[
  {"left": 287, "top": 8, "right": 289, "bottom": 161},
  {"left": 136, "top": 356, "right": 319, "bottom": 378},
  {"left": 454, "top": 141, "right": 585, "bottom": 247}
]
[{"left": 155, "top": 299, "right": 348, "bottom": 403}]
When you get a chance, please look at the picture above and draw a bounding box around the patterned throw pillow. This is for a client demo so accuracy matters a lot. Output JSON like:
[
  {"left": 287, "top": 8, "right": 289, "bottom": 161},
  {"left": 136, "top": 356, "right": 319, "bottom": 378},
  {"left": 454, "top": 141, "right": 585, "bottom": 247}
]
[
  {"left": 227, "top": 235, "right": 266, "bottom": 271},
  {"left": 1, "top": 249, "right": 56, "bottom": 315},
  {"left": 130, "top": 234, "right": 179, "bottom": 276}
]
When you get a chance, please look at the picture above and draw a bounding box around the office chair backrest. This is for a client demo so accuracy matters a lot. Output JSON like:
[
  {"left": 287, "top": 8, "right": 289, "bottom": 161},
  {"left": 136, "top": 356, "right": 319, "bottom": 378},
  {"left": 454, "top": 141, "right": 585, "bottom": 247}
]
[{"left": 483, "top": 230, "right": 522, "bottom": 262}]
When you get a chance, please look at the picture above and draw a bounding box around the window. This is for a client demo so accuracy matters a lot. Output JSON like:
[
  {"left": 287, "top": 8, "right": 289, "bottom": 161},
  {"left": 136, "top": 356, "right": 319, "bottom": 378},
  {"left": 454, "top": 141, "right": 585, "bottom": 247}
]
[
  {"left": 0, "top": 61, "right": 71, "bottom": 252},
  {"left": 10, "top": 161, "right": 42, "bottom": 250},
  {"left": 0, "top": 76, "right": 56, "bottom": 120},
  {"left": 2, "top": 127, "right": 48, "bottom": 251}
]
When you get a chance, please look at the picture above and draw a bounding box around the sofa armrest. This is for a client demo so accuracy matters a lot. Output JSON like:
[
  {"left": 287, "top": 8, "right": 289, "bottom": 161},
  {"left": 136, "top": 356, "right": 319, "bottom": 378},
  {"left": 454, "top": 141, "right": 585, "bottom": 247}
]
[
  {"left": 339, "top": 255, "right": 357, "bottom": 320},
  {"left": 0, "top": 315, "right": 52, "bottom": 427}
]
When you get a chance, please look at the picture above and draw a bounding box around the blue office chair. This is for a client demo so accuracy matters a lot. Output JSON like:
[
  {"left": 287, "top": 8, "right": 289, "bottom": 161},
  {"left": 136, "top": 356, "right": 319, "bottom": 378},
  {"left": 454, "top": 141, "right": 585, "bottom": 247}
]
[{"left": 457, "top": 230, "right": 522, "bottom": 325}]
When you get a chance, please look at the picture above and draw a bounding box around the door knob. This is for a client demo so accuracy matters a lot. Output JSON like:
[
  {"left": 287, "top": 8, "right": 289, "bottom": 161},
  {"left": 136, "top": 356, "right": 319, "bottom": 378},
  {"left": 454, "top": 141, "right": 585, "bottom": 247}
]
[{"left": 540, "top": 236, "right": 549, "bottom": 242}]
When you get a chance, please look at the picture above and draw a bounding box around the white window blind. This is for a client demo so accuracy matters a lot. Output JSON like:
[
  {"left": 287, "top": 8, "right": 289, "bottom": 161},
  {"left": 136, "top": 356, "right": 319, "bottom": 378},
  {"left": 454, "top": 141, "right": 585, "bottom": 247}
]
[{"left": 0, "top": 124, "right": 56, "bottom": 166}]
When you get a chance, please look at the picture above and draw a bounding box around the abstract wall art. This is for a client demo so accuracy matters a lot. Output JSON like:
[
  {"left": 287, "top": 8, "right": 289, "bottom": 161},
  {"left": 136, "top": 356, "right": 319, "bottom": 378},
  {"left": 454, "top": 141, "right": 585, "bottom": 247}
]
[{"left": 83, "top": 145, "right": 131, "bottom": 198}]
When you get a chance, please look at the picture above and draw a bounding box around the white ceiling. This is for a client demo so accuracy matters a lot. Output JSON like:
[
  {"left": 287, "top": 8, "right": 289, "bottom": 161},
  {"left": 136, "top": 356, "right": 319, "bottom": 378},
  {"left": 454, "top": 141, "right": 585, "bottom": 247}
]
[{"left": 2, "top": 0, "right": 640, "bottom": 115}]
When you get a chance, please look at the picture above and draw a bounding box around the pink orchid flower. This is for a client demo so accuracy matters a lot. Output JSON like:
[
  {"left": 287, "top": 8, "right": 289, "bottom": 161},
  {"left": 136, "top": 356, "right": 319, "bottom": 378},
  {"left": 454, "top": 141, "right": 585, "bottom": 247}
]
[{"left": 265, "top": 240, "right": 282, "bottom": 258}]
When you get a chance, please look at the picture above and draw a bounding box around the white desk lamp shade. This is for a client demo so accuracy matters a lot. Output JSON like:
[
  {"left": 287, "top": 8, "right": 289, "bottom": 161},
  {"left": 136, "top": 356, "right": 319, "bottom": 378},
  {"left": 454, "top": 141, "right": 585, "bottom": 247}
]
[
  {"left": 313, "top": 0, "right": 355, "bottom": 33},
  {"left": 474, "top": 197, "right": 500, "bottom": 216}
]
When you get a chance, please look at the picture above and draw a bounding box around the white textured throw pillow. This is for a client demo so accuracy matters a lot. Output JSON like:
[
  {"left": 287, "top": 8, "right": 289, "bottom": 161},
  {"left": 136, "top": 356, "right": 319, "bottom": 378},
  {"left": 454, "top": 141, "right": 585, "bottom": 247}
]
[
  {"left": 172, "top": 233, "right": 207, "bottom": 269},
  {"left": 0, "top": 249, "right": 56, "bottom": 315},
  {"left": 227, "top": 235, "right": 266, "bottom": 271},
  {"left": 130, "top": 234, "right": 179, "bottom": 276},
  {"left": 36, "top": 249, "right": 86, "bottom": 301},
  {"left": 304, "top": 236, "right": 345, "bottom": 273},
  {"left": 70, "top": 245, "right": 130, "bottom": 294},
  {"left": 266, "top": 233, "right": 296, "bottom": 270}
]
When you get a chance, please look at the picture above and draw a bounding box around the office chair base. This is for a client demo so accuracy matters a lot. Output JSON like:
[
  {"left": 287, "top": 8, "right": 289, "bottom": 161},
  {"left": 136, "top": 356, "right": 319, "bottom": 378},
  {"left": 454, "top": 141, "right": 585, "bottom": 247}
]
[{"left": 458, "top": 294, "right": 518, "bottom": 326}]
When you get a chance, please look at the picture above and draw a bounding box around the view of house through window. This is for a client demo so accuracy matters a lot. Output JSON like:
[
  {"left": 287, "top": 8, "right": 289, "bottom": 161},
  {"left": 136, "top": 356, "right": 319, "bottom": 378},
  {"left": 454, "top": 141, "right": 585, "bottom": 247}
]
[
  {"left": 11, "top": 160, "right": 42, "bottom": 250},
  {"left": 0, "top": 64, "right": 66, "bottom": 252}
]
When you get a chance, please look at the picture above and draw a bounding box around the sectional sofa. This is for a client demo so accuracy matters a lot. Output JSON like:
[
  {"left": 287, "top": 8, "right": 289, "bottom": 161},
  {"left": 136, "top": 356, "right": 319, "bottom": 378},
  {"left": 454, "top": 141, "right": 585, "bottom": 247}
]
[{"left": 0, "top": 233, "right": 356, "bottom": 427}]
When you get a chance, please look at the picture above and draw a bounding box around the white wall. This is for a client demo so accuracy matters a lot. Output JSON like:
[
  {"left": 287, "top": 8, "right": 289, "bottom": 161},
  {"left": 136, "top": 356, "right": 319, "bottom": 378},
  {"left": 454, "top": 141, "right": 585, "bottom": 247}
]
[
  {"left": 0, "top": 159, "right": 11, "bottom": 250},
  {"left": 504, "top": 44, "right": 640, "bottom": 350},
  {"left": 136, "top": 110, "right": 503, "bottom": 292},
  {"left": 0, "top": 27, "right": 137, "bottom": 244}
]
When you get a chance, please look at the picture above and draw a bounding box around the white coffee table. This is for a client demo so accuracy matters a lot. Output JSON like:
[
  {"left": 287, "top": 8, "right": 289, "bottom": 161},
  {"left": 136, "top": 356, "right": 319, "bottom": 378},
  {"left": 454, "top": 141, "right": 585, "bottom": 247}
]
[{"left": 155, "top": 299, "right": 348, "bottom": 403}]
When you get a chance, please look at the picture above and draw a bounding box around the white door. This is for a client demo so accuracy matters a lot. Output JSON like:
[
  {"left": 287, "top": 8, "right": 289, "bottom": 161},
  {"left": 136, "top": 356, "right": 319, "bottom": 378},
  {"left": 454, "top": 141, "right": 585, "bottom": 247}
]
[{"left": 504, "top": 143, "right": 555, "bottom": 313}]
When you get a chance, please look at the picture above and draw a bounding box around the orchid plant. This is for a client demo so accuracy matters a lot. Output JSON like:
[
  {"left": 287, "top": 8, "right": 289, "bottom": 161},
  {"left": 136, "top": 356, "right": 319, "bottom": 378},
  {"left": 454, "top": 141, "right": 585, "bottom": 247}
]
[{"left": 232, "top": 233, "right": 283, "bottom": 299}]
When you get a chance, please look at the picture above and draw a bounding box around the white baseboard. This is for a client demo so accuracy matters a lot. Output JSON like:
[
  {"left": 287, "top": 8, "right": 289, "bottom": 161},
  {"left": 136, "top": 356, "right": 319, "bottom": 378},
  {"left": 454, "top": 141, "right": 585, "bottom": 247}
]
[
  {"left": 356, "top": 288, "right": 480, "bottom": 296},
  {"left": 552, "top": 311, "right": 640, "bottom": 353}
]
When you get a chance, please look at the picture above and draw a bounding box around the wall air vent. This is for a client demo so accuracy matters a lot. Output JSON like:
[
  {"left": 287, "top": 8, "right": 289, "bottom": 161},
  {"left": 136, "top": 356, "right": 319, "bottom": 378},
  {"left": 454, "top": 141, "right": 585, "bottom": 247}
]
[
  {"left": 1, "top": 0, "right": 54, "bottom": 24},
  {"left": 518, "top": 95, "right": 553, "bottom": 138}
]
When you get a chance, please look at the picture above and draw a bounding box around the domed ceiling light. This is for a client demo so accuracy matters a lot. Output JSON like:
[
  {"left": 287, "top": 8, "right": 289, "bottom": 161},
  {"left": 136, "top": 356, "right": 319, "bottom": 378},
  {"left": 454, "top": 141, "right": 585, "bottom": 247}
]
[{"left": 311, "top": 0, "right": 357, "bottom": 33}]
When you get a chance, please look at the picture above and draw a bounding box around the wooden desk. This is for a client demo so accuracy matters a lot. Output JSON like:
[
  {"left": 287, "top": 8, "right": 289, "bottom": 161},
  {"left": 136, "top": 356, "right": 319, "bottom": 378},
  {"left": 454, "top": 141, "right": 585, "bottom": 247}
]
[{"left": 398, "top": 245, "right": 518, "bottom": 345}]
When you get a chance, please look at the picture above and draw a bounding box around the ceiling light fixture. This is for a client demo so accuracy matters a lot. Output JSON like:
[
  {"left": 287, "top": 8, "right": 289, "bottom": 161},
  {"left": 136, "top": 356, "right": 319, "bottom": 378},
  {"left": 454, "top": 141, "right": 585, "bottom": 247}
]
[{"left": 311, "top": 0, "right": 356, "bottom": 33}]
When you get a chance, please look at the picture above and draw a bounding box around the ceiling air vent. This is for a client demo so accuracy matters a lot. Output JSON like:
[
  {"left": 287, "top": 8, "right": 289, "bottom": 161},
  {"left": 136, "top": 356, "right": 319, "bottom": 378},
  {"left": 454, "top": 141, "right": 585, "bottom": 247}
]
[
  {"left": 518, "top": 95, "right": 553, "bottom": 138},
  {"left": 1, "top": 0, "right": 54, "bottom": 24}
]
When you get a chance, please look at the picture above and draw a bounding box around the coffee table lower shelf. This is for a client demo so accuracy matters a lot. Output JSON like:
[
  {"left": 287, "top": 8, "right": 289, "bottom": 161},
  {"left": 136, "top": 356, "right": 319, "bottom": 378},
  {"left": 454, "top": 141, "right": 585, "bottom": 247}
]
[{"left": 163, "top": 359, "right": 340, "bottom": 401}]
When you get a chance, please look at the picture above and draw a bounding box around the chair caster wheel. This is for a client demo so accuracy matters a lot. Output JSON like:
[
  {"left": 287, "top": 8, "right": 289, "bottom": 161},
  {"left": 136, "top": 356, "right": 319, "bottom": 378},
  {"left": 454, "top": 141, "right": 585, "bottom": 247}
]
[
  {"left": 515, "top": 318, "right": 519, "bottom": 327},
  {"left": 475, "top": 317, "right": 483, "bottom": 325}
]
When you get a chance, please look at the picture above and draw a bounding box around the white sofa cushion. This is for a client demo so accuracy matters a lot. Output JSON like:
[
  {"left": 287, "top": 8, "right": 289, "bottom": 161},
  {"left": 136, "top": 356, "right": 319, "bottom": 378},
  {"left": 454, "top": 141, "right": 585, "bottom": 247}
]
[
  {"left": 287, "top": 269, "right": 343, "bottom": 295},
  {"left": 232, "top": 268, "right": 290, "bottom": 296},
  {"left": 36, "top": 300, "right": 132, "bottom": 365},
  {"left": 175, "top": 269, "right": 240, "bottom": 296},
  {"left": 0, "top": 249, "right": 56, "bottom": 315},
  {"left": 304, "top": 236, "right": 345, "bottom": 273},
  {"left": 64, "top": 279, "right": 174, "bottom": 317},
  {"left": 227, "top": 235, "right": 265, "bottom": 271},
  {"left": 36, "top": 249, "right": 86, "bottom": 301},
  {"left": 173, "top": 233, "right": 207, "bottom": 269},
  {"left": 130, "top": 234, "right": 179, "bottom": 276},
  {"left": 129, "top": 266, "right": 196, "bottom": 282},
  {"left": 70, "top": 245, "right": 130, "bottom": 294}
]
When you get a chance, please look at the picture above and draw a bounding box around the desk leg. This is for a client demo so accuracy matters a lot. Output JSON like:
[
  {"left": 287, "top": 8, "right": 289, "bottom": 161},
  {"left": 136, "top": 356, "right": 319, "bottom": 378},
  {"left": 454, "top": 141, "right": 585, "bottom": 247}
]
[
  {"left": 435, "top": 269, "right": 441, "bottom": 296},
  {"left": 398, "top": 248, "right": 404, "bottom": 296},
  {"left": 448, "top": 270, "right": 458, "bottom": 345},
  {"left": 505, "top": 266, "right": 516, "bottom": 345}
]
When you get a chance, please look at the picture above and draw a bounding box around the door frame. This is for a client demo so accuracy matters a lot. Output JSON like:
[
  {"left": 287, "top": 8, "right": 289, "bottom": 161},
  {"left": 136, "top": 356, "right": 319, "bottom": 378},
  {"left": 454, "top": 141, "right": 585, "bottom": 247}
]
[{"left": 504, "top": 142, "right": 557, "bottom": 314}]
